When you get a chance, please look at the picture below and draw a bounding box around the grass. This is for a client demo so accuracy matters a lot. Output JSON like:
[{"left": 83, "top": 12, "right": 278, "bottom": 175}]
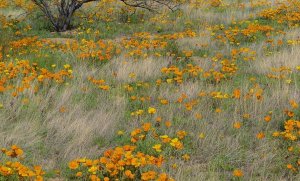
[{"left": 0, "top": 0, "right": 300, "bottom": 180}]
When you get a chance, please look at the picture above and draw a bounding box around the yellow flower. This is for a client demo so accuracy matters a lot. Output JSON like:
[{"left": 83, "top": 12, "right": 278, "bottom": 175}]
[
  {"left": 117, "top": 130, "right": 124, "bottom": 135},
  {"left": 88, "top": 166, "right": 98, "bottom": 174},
  {"left": 64, "top": 64, "right": 71, "bottom": 69},
  {"left": 129, "top": 72, "right": 136, "bottom": 78},
  {"left": 272, "top": 132, "right": 280, "bottom": 137},
  {"left": 99, "top": 85, "right": 110, "bottom": 90},
  {"left": 286, "top": 79, "right": 292, "bottom": 84},
  {"left": 166, "top": 79, "right": 173, "bottom": 83},
  {"left": 170, "top": 138, "right": 183, "bottom": 149},
  {"left": 211, "top": 0, "right": 222, "bottom": 7},
  {"left": 182, "top": 154, "right": 190, "bottom": 161},
  {"left": 199, "top": 133, "right": 205, "bottom": 139},
  {"left": 215, "top": 108, "right": 222, "bottom": 113},
  {"left": 172, "top": 163, "right": 178, "bottom": 169},
  {"left": 177, "top": 130, "right": 187, "bottom": 139},
  {"left": 136, "top": 109, "right": 144, "bottom": 115},
  {"left": 152, "top": 144, "right": 162, "bottom": 152},
  {"left": 289, "top": 100, "right": 298, "bottom": 109},
  {"left": 195, "top": 113, "right": 202, "bottom": 119},
  {"left": 243, "top": 113, "right": 251, "bottom": 119},
  {"left": 160, "top": 99, "right": 169, "bottom": 105},
  {"left": 148, "top": 107, "right": 156, "bottom": 114}
]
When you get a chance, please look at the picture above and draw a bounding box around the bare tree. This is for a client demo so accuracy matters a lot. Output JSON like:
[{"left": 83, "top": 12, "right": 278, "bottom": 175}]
[{"left": 30, "top": 0, "right": 181, "bottom": 32}]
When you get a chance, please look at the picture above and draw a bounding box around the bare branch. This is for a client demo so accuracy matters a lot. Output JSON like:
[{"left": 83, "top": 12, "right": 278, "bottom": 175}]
[{"left": 30, "top": 0, "right": 181, "bottom": 32}]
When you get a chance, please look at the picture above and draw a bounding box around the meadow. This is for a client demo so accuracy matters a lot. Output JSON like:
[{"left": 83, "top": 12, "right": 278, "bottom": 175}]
[{"left": 0, "top": 0, "right": 299, "bottom": 180}]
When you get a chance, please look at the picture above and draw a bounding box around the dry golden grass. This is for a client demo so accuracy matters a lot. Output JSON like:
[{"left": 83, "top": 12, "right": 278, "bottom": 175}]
[
  {"left": 0, "top": 0, "right": 300, "bottom": 180},
  {"left": 107, "top": 56, "right": 170, "bottom": 83}
]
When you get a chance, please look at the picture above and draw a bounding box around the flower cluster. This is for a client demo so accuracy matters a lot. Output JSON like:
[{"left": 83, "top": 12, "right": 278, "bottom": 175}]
[
  {"left": 68, "top": 145, "right": 174, "bottom": 181},
  {"left": 0, "top": 60, "right": 72, "bottom": 97},
  {"left": 273, "top": 100, "right": 300, "bottom": 172},
  {"left": 0, "top": 145, "right": 45, "bottom": 180}
]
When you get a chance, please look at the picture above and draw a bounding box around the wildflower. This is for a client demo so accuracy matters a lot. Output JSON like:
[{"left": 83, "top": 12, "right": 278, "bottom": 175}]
[
  {"left": 160, "top": 135, "right": 171, "bottom": 143},
  {"left": 117, "top": 130, "right": 124, "bottom": 135},
  {"left": 59, "top": 107, "right": 67, "bottom": 113},
  {"left": 170, "top": 138, "right": 183, "bottom": 149},
  {"left": 198, "top": 91, "right": 206, "bottom": 97},
  {"left": 215, "top": 108, "right": 222, "bottom": 113},
  {"left": 148, "top": 107, "right": 156, "bottom": 114},
  {"left": 129, "top": 72, "right": 136, "bottom": 78},
  {"left": 156, "top": 117, "right": 162, "bottom": 122},
  {"left": 289, "top": 100, "right": 298, "bottom": 108},
  {"left": 286, "top": 79, "right": 292, "bottom": 84},
  {"left": 136, "top": 110, "right": 144, "bottom": 115},
  {"left": 165, "top": 121, "right": 171, "bottom": 128},
  {"left": 195, "top": 113, "right": 202, "bottom": 119},
  {"left": 3, "top": 145, "right": 24, "bottom": 158},
  {"left": 142, "top": 123, "right": 151, "bottom": 132},
  {"left": 99, "top": 85, "right": 110, "bottom": 90},
  {"left": 64, "top": 64, "right": 71, "bottom": 69},
  {"left": 160, "top": 99, "right": 169, "bottom": 105},
  {"left": 68, "top": 161, "right": 79, "bottom": 170},
  {"left": 210, "top": 0, "right": 222, "bottom": 7},
  {"left": 264, "top": 115, "right": 271, "bottom": 122},
  {"left": 182, "top": 154, "right": 190, "bottom": 161},
  {"left": 90, "top": 175, "right": 100, "bottom": 181},
  {"left": 152, "top": 144, "right": 162, "bottom": 152},
  {"left": 199, "top": 133, "right": 205, "bottom": 139},
  {"left": 157, "top": 173, "right": 171, "bottom": 181},
  {"left": 243, "top": 114, "right": 251, "bottom": 119},
  {"left": 256, "top": 132, "right": 265, "bottom": 139},
  {"left": 183, "top": 50, "right": 193, "bottom": 57},
  {"left": 177, "top": 130, "right": 187, "bottom": 139},
  {"left": 288, "top": 147, "right": 293, "bottom": 152},
  {"left": 172, "top": 164, "right": 178, "bottom": 169},
  {"left": 286, "top": 164, "right": 296, "bottom": 171},
  {"left": 125, "top": 170, "right": 135, "bottom": 179},
  {"left": 22, "top": 98, "right": 30, "bottom": 105},
  {"left": 156, "top": 79, "right": 162, "bottom": 86},
  {"left": 233, "top": 169, "right": 243, "bottom": 177},
  {"left": 166, "top": 79, "right": 173, "bottom": 84},
  {"left": 272, "top": 132, "right": 280, "bottom": 137},
  {"left": 233, "top": 89, "right": 241, "bottom": 99},
  {"left": 88, "top": 166, "right": 98, "bottom": 174},
  {"left": 285, "top": 110, "right": 294, "bottom": 117},
  {"left": 233, "top": 122, "right": 242, "bottom": 129},
  {"left": 141, "top": 171, "right": 156, "bottom": 180},
  {"left": 76, "top": 172, "right": 83, "bottom": 177}
]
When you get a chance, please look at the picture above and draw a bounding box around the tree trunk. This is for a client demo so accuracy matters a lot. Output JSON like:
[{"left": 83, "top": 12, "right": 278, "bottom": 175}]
[
  {"left": 56, "top": 13, "right": 72, "bottom": 32},
  {"left": 55, "top": 2, "right": 78, "bottom": 32}
]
